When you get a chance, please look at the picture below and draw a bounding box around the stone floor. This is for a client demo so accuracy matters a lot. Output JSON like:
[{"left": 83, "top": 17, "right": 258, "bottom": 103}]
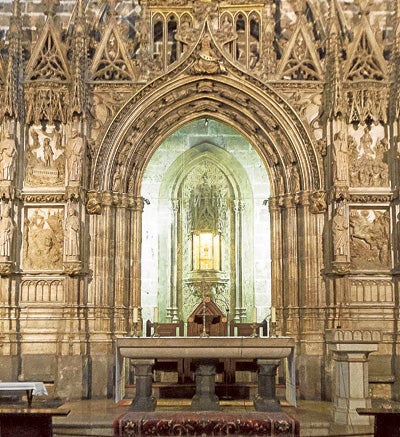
[
  {"left": 47, "top": 398, "right": 373, "bottom": 437},
  {"left": 0, "top": 395, "right": 376, "bottom": 436}
]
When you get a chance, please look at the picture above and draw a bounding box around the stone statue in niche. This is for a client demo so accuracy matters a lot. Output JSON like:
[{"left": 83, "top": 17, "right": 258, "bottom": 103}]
[
  {"left": 25, "top": 125, "right": 65, "bottom": 187},
  {"left": 332, "top": 131, "right": 348, "bottom": 182},
  {"left": 66, "top": 129, "right": 84, "bottom": 184},
  {"left": 350, "top": 209, "right": 390, "bottom": 270},
  {"left": 64, "top": 205, "right": 80, "bottom": 259},
  {"left": 288, "top": 163, "right": 300, "bottom": 192},
  {"left": 0, "top": 131, "right": 17, "bottom": 181},
  {"left": 23, "top": 208, "right": 63, "bottom": 270},
  {"left": 0, "top": 203, "right": 14, "bottom": 259},
  {"left": 332, "top": 201, "right": 349, "bottom": 260},
  {"left": 190, "top": 172, "right": 218, "bottom": 232}
]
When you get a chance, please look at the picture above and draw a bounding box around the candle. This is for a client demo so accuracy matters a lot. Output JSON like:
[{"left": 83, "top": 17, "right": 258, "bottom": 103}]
[
  {"left": 271, "top": 306, "right": 276, "bottom": 323},
  {"left": 133, "top": 307, "right": 138, "bottom": 323},
  {"left": 153, "top": 307, "right": 159, "bottom": 323},
  {"left": 252, "top": 307, "right": 257, "bottom": 323}
]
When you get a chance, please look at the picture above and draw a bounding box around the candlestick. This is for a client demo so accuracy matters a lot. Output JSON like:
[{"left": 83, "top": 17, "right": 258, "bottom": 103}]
[
  {"left": 153, "top": 307, "right": 159, "bottom": 323},
  {"left": 252, "top": 307, "right": 257, "bottom": 323},
  {"left": 270, "top": 306, "right": 276, "bottom": 323}
]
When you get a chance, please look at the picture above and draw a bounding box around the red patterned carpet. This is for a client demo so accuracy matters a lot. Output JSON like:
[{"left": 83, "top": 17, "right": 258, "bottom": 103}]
[{"left": 114, "top": 410, "right": 300, "bottom": 436}]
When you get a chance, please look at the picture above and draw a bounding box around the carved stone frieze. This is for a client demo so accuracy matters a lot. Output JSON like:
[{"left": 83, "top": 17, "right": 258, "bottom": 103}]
[
  {"left": 86, "top": 191, "right": 147, "bottom": 213},
  {"left": 22, "top": 193, "right": 65, "bottom": 203},
  {"left": 25, "top": 124, "right": 65, "bottom": 187},
  {"left": 349, "top": 208, "right": 390, "bottom": 271},
  {"left": 23, "top": 207, "right": 64, "bottom": 271},
  {"left": 349, "top": 193, "right": 392, "bottom": 204}
]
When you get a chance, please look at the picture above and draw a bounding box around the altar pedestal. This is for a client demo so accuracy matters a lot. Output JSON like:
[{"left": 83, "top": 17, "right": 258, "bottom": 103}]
[
  {"left": 191, "top": 359, "right": 220, "bottom": 411},
  {"left": 254, "top": 359, "right": 281, "bottom": 412},
  {"left": 130, "top": 360, "right": 156, "bottom": 412}
]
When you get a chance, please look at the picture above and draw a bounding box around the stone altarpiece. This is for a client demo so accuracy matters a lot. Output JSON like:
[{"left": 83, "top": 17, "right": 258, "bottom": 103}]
[{"left": 0, "top": 0, "right": 398, "bottom": 403}]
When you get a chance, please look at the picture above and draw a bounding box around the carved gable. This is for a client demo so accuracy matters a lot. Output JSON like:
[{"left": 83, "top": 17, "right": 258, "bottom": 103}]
[
  {"left": 25, "top": 19, "right": 70, "bottom": 82},
  {"left": 90, "top": 20, "right": 138, "bottom": 81},
  {"left": 343, "top": 11, "right": 387, "bottom": 81},
  {"left": 277, "top": 14, "right": 323, "bottom": 81}
]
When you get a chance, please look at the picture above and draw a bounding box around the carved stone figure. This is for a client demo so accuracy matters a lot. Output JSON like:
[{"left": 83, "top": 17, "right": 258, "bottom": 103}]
[
  {"left": 332, "top": 131, "right": 348, "bottom": 182},
  {"left": 332, "top": 202, "right": 348, "bottom": 259},
  {"left": 0, "top": 132, "right": 17, "bottom": 181},
  {"left": 66, "top": 129, "right": 84, "bottom": 183},
  {"left": 64, "top": 206, "right": 80, "bottom": 258},
  {"left": 24, "top": 208, "right": 63, "bottom": 270},
  {"left": 192, "top": 34, "right": 226, "bottom": 75},
  {"left": 43, "top": 137, "right": 54, "bottom": 167},
  {"left": 359, "top": 127, "right": 374, "bottom": 157},
  {"left": 0, "top": 204, "right": 14, "bottom": 258},
  {"left": 350, "top": 210, "right": 390, "bottom": 270}
]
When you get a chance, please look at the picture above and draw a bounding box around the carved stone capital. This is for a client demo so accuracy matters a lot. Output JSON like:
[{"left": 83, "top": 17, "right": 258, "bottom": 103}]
[
  {"left": 86, "top": 191, "right": 102, "bottom": 215},
  {"left": 310, "top": 190, "right": 327, "bottom": 214},
  {"left": 0, "top": 261, "right": 14, "bottom": 276},
  {"left": 63, "top": 261, "right": 83, "bottom": 276},
  {"left": 331, "top": 261, "right": 351, "bottom": 276}
]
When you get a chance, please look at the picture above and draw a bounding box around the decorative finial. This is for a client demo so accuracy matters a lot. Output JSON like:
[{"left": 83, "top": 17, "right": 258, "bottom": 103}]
[{"left": 42, "top": 0, "right": 59, "bottom": 18}]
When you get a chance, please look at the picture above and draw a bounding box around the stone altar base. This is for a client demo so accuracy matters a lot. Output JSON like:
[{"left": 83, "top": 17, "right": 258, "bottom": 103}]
[{"left": 114, "top": 411, "right": 300, "bottom": 436}]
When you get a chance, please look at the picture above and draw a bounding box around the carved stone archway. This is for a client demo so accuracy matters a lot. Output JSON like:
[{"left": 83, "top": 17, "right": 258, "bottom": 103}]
[{"left": 87, "top": 37, "right": 326, "bottom": 397}]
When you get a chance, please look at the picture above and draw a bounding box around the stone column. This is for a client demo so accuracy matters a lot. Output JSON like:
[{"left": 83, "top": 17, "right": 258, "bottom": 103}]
[
  {"left": 282, "top": 195, "right": 298, "bottom": 334},
  {"left": 168, "top": 199, "right": 179, "bottom": 322},
  {"left": 233, "top": 200, "right": 245, "bottom": 321},
  {"left": 327, "top": 330, "right": 380, "bottom": 426},
  {"left": 254, "top": 359, "right": 281, "bottom": 412},
  {"left": 130, "top": 197, "right": 145, "bottom": 334},
  {"left": 269, "top": 198, "right": 283, "bottom": 312},
  {"left": 129, "top": 360, "right": 156, "bottom": 411},
  {"left": 191, "top": 359, "right": 220, "bottom": 411}
]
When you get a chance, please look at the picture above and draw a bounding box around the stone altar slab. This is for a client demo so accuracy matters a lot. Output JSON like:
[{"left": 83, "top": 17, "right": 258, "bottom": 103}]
[{"left": 115, "top": 337, "right": 296, "bottom": 410}]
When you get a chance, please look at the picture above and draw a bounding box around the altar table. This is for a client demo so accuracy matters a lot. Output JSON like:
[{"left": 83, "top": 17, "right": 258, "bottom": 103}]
[
  {"left": 357, "top": 408, "right": 400, "bottom": 436},
  {"left": 0, "top": 408, "right": 70, "bottom": 437},
  {"left": 0, "top": 382, "right": 48, "bottom": 407},
  {"left": 115, "top": 337, "right": 296, "bottom": 411}
]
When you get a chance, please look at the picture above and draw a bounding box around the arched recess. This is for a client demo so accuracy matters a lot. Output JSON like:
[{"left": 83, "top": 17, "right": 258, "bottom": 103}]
[
  {"left": 89, "top": 57, "right": 323, "bottom": 337},
  {"left": 141, "top": 121, "right": 271, "bottom": 324}
]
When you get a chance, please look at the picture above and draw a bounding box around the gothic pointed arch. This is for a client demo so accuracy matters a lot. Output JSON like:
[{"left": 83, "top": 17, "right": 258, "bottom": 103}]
[{"left": 91, "top": 31, "right": 321, "bottom": 199}]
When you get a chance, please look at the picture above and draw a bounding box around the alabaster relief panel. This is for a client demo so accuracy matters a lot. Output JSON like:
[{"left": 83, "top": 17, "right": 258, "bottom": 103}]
[
  {"left": 20, "top": 279, "right": 64, "bottom": 303},
  {"left": 25, "top": 124, "right": 65, "bottom": 187},
  {"left": 348, "top": 124, "right": 389, "bottom": 187},
  {"left": 23, "top": 207, "right": 64, "bottom": 271},
  {"left": 349, "top": 208, "right": 390, "bottom": 271},
  {"left": 350, "top": 279, "right": 393, "bottom": 304}
]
